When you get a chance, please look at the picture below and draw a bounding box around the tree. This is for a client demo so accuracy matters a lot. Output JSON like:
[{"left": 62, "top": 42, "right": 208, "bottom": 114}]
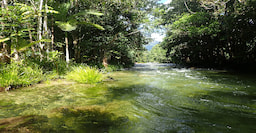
[
  {"left": 160, "top": 0, "right": 256, "bottom": 68},
  {"left": 54, "top": 1, "right": 104, "bottom": 64}
]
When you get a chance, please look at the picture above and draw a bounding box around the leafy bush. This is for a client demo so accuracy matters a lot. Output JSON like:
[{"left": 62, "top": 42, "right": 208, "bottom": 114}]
[
  {"left": 0, "top": 62, "right": 44, "bottom": 88},
  {"left": 66, "top": 65, "right": 103, "bottom": 84},
  {"left": 25, "top": 51, "right": 68, "bottom": 75}
]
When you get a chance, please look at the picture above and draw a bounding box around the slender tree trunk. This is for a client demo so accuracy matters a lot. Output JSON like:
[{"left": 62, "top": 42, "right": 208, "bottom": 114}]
[
  {"left": 65, "top": 32, "right": 69, "bottom": 63},
  {"left": 73, "top": 37, "right": 78, "bottom": 62},
  {"left": 78, "top": 48, "right": 81, "bottom": 63},
  {"left": 13, "top": 30, "right": 19, "bottom": 61},
  {"left": 38, "top": 0, "right": 44, "bottom": 60},
  {"left": 1, "top": 0, "right": 11, "bottom": 63},
  {"left": 51, "top": 15, "right": 54, "bottom": 51},
  {"left": 103, "top": 56, "right": 108, "bottom": 68},
  {"left": 43, "top": 0, "right": 49, "bottom": 59},
  {"left": 28, "top": 24, "right": 35, "bottom": 58}
]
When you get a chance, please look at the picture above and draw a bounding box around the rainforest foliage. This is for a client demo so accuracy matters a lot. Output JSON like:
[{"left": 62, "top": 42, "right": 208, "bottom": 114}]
[
  {"left": 0, "top": 0, "right": 159, "bottom": 88},
  {"left": 1, "top": 0, "right": 256, "bottom": 88},
  {"left": 0, "top": 0, "right": 156, "bottom": 67},
  {"left": 136, "top": 44, "right": 170, "bottom": 63},
  {"left": 160, "top": 0, "right": 256, "bottom": 68}
]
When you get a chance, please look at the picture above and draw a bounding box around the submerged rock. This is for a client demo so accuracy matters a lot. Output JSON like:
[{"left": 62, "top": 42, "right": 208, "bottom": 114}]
[
  {"left": 103, "top": 76, "right": 117, "bottom": 81},
  {"left": 0, "top": 86, "right": 11, "bottom": 92}
]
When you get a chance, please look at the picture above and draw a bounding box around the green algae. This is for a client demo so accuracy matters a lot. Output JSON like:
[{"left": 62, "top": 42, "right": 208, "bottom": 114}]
[{"left": 0, "top": 79, "right": 135, "bottom": 132}]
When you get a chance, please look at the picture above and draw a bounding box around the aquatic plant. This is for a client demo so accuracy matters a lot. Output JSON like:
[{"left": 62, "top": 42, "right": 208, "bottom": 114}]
[
  {"left": 0, "top": 106, "right": 129, "bottom": 133},
  {"left": 66, "top": 65, "right": 103, "bottom": 84}
]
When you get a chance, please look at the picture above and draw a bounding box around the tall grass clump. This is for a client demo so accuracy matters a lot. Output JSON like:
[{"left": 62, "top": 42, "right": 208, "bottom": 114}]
[
  {"left": 0, "top": 61, "right": 44, "bottom": 88},
  {"left": 66, "top": 65, "right": 103, "bottom": 84}
]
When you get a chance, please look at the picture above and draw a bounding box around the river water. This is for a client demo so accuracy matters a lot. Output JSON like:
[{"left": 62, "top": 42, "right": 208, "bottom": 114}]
[
  {"left": 107, "top": 63, "right": 256, "bottom": 133},
  {"left": 0, "top": 63, "right": 256, "bottom": 132}
]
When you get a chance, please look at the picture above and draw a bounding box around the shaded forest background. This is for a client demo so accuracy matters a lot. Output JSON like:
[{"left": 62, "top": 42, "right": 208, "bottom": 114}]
[{"left": 158, "top": 0, "right": 256, "bottom": 70}]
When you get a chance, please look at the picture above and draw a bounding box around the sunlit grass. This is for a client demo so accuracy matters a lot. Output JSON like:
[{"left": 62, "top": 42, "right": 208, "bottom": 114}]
[
  {"left": 0, "top": 62, "right": 44, "bottom": 88},
  {"left": 66, "top": 65, "right": 103, "bottom": 84}
]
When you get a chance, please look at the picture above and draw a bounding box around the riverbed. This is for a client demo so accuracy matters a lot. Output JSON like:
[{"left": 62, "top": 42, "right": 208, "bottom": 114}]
[{"left": 0, "top": 63, "right": 256, "bottom": 132}]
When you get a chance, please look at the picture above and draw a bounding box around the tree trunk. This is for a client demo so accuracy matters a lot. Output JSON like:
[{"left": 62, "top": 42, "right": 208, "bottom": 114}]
[
  {"left": 72, "top": 32, "right": 80, "bottom": 62},
  {"left": 1, "top": 0, "right": 11, "bottom": 64},
  {"left": 43, "top": 0, "right": 49, "bottom": 59},
  {"left": 13, "top": 32, "right": 19, "bottom": 61},
  {"left": 102, "top": 50, "right": 108, "bottom": 68},
  {"left": 103, "top": 56, "right": 108, "bottom": 68},
  {"left": 51, "top": 15, "right": 54, "bottom": 51},
  {"left": 73, "top": 38, "right": 78, "bottom": 62},
  {"left": 38, "top": 0, "right": 44, "bottom": 60},
  {"left": 72, "top": 0, "right": 79, "bottom": 62},
  {"left": 65, "top": 32, "right": 69, "bottom": 63},
  {"left": 28, "top": 24, "right": 35, "bottom": 58},
  {"left": 78, "top": 48, "right": 81, "bottom": 63}
]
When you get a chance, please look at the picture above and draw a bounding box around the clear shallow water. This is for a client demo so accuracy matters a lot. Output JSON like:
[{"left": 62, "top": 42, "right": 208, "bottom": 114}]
[{"left": 0, "top": 63, "right": 256, "bottom": 132}]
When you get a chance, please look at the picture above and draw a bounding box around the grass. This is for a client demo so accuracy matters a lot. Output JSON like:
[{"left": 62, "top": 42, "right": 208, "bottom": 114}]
[
  {"left": 0, "top": 61, "right": 44, "bottom": 88},
  {"left": 0, "top": 59, "right": 104, "bottom": 89},
  {"left": 66, "top": 65, "right": 103, "bottom": 84}
]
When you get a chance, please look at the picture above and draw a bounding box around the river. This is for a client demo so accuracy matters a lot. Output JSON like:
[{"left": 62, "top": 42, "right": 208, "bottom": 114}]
[{"left": 0, "top": 63, "right": 256, "bottom": 132}]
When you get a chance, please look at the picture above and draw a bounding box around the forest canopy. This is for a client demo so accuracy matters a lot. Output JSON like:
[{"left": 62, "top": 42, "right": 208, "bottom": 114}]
[
  {"left": 1, "top": 0, "right": 256, "bottom": 69},
  {"left": 0, "top": 0, "right": 161, "bottom": 68},
  {"left": 160, "top": 0, "right": 256, "bottom": 69}
]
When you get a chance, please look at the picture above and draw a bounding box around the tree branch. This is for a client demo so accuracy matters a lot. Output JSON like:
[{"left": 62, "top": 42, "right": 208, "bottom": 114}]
[{"left": 184, "top": 1, "right": 195, "bottom": 14}]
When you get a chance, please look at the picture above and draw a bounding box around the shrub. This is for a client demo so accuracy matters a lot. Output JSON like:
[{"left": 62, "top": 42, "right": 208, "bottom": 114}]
[
  {"left": 25, "top": 51, "right": 68, "bottom": 76},
  {"left": 66, "top": 65, "right": 103, "bottom": 84}
]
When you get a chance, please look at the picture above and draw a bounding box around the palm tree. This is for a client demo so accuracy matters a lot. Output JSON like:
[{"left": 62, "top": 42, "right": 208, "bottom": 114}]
[{"left": 55, "top": 1, "right": 104, "bottom": 63}]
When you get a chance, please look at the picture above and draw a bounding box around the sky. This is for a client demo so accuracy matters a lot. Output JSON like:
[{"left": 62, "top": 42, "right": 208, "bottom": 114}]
[
  {"left": 144, "top": 0, "right": 172, "bottom": 50},
  {"left": 158, "top": 0, "right": 172, "bottom": 5}
]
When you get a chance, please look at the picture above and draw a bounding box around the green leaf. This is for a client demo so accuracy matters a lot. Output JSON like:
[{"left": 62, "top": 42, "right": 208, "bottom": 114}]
[
  {"left": 0, "top": 38, "right": 10, "bottom": 43},
  {"left": 89, "top": 23, "right": 105, "bottom": 30},
  {"left": 21, "top": 11, "right": 33, "bottom": 16},
  {"left": 86, "top": 11, "right": 104, "bottom": 16},
  {"left": 74, "top": 10, "right": 104, "bottom": 17},
  {"left": 56, "top": 21, "right": 77, "bottom": 32},
  {"left": 78, "top": 22, "right": 105, "bottom": 30},
  {"left": 41, "top": 9, "right": 59, "bottom": 14},
  {"left": 47, "top": 9, "right": 59, "bottom": 14}
]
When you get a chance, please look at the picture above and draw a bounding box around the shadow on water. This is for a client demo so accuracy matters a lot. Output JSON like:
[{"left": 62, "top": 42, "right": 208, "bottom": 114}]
[
  {"left": 0, "top": 106, "right": 129, "bottom": 133},
  {"left": 0, "top": 81, "right": 130, "bottom": 133}
]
